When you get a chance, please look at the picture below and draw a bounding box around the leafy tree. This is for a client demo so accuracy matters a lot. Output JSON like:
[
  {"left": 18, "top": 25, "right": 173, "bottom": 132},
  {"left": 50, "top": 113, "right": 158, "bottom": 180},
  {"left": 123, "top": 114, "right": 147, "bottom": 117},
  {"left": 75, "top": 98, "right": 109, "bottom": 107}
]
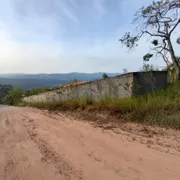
[
  {"left": 4, "top": 88, "right": 24, "bottom": 105},
  {"left": 120, "top": 0, "right": 180, "bottom": 80}
]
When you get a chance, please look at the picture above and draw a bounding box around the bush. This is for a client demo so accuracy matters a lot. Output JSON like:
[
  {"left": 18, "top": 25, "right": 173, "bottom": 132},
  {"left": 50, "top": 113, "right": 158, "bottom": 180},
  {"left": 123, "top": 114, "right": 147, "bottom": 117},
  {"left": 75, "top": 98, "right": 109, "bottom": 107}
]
[{"left": 4, "top": 88, "right": 24, "bottom": 105}]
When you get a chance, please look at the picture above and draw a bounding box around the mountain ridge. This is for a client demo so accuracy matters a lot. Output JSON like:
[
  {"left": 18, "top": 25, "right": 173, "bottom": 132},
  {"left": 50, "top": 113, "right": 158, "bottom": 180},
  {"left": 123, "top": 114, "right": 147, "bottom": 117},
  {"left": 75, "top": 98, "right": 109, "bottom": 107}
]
[{"left": 0, "top": 72, "right": 120, "bottom": 90}]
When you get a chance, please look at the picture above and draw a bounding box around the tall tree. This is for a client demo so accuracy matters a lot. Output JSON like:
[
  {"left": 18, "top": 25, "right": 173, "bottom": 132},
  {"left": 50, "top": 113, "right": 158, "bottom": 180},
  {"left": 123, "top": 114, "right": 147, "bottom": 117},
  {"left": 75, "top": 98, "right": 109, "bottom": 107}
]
[{"left": 120, "top": 0, "right": 180, "bottom": 80}]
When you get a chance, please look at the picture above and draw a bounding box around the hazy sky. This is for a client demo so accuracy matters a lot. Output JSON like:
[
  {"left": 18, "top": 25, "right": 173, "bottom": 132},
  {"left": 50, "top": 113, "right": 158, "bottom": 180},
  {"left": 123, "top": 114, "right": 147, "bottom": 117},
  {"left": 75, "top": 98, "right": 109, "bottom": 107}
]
[{"left": 0, "top": 0, "right": 179, "bottom": 73}]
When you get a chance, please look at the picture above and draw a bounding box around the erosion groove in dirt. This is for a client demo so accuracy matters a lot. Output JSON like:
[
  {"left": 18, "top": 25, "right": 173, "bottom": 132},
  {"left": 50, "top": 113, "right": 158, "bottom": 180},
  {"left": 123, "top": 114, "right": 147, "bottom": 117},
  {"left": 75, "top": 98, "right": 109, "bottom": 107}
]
[
  {"left": 0, "top": 106, "right": 180, "bottom": 180},
  {"left": 27, "top": 127, "right": 84, "bottom": 180}
]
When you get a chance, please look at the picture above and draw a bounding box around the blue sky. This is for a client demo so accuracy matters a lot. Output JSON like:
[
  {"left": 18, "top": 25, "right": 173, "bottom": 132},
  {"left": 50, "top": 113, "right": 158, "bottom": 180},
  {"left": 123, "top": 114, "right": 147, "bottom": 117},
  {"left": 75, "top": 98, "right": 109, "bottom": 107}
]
[{"left": 0, "top": 0, "right": 179, "bottom": 73}]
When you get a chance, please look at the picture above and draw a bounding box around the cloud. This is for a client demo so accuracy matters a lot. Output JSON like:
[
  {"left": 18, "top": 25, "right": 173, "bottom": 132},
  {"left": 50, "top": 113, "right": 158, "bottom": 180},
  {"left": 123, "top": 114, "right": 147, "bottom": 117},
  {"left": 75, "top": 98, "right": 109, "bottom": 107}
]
[
  {"left": 0, "top": 22, "right": 175, "bottom": 74},
  {"left": 0, "top": 24, "right": 145, "bottom": 73},
  {"left": 0, "top": 0, "right": 179, "bottom": 74},
  {"left": 11, "top": 0, "right": 79, "bottom": 23}
]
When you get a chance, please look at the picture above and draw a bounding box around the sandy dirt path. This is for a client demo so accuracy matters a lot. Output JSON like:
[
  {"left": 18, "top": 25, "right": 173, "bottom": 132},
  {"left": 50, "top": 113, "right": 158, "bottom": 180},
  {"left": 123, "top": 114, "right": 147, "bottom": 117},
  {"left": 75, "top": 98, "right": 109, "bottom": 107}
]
[{"left": 0, "top": 106, "right": 180, "bottom": 180}]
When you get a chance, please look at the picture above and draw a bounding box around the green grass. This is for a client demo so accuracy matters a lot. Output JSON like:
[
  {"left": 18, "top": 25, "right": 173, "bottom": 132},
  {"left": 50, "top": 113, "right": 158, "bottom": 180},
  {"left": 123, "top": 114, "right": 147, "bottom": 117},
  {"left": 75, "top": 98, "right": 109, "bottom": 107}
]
[{"left": 22, "top": 82, "right": 180, "bottom": 130}]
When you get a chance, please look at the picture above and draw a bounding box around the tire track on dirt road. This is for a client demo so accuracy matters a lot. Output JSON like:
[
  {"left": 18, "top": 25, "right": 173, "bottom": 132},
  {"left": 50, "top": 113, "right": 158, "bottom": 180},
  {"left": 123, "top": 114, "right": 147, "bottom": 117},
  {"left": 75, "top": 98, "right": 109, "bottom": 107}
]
[{"left": 21, "top": 111, "right": 85, "bottom": 180}]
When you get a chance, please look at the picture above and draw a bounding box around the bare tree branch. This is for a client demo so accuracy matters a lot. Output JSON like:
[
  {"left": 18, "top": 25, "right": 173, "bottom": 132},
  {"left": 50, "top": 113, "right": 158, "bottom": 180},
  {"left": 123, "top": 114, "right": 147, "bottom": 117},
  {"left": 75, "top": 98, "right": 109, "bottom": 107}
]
[
  {"left": 141, "top": 31, "right": 167, "bottom": 38},
  {"left": 157, "top": 51, "right": 171, "bottom": 67},
  {"left": 154, "top": 45, "right": 169, "bottom": 52},
  {"left": 157, "top": 21, "right": 166, "bottom": 35},
  {"left": 169, "top": 18, "right": 180, "bottom": 35}
]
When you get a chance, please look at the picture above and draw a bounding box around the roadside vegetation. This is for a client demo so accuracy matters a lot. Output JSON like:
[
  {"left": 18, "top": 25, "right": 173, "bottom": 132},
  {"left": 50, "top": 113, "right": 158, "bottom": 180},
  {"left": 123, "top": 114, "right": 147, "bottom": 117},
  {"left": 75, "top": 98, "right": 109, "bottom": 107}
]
[
  {"left": 22, "top": 82, "right": 180, "bottom": 130},
  {"left": 3, "top": 88, "right": 24, "bottom": 105}
]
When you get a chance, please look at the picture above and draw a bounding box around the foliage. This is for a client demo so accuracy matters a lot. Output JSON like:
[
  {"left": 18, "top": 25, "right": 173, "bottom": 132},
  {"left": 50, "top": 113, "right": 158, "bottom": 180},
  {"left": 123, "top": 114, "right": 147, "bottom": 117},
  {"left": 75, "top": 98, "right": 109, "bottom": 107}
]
[
  {"left": 143, "top": 54, "right": 153, "bottom": 61},
  {"left": 0, "top": 84, "right": 13, "bottom": 103},
  {"left": 120, "top": 0, "right": 180, "bottom": 80},
  {"left": 102, "top": 73, "right": 109, "bottom": 79},
  {"left": 119, "top": 32, "right": 139, "bottom": 49},
  {"left": 4, "top": 88, "right": 24, "bottom": 105},
  {"left": 25, "top": 82, "right": 180, "bottom": 130}
]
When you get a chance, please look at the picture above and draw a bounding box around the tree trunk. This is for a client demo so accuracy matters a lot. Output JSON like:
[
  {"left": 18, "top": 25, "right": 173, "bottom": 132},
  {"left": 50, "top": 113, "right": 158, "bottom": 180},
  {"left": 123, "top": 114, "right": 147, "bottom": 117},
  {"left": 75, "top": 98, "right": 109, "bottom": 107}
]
[{"left": 167, "top": 38, "right": 180, "bottom": 81}]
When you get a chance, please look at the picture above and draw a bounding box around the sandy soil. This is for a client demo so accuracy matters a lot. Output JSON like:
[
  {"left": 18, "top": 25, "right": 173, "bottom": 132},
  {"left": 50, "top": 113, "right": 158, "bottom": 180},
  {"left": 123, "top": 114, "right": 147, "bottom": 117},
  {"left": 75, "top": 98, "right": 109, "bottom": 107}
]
[{"left": 0, "top": 106, "right": 180, "bottom": 180}]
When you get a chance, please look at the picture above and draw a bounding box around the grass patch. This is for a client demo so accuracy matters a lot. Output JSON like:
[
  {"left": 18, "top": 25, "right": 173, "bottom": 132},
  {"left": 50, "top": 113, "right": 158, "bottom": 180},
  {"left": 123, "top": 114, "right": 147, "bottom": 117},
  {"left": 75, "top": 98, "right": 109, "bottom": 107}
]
[{"left": 23, "top": 82, "right": 180, "bottom": 130}]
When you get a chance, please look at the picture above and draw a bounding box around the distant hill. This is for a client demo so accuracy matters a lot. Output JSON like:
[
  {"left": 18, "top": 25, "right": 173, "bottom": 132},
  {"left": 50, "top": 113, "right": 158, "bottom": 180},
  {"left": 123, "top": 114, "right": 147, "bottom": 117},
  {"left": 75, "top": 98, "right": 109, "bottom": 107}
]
[
  {"left": 0, "top": 78, "right": 71, "bottom": 90},
  {"left": 0, "top": 73, "right": 120, "bottom": 90}
]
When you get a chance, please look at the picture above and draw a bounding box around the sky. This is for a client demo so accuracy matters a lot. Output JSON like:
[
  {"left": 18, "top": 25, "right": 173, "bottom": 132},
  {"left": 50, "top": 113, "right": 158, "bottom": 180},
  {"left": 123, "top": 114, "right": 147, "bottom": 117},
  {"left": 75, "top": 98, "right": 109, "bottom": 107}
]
[{"left": 0, "top": 0, "right": 179, "bottom": 73}]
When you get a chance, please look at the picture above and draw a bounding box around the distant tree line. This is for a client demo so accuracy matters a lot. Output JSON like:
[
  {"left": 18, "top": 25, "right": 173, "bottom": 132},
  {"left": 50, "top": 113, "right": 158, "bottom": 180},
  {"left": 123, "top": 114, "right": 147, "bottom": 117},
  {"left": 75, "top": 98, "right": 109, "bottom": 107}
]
[{"left": 0, "top": 85, "right": 13, "bottom": 104}]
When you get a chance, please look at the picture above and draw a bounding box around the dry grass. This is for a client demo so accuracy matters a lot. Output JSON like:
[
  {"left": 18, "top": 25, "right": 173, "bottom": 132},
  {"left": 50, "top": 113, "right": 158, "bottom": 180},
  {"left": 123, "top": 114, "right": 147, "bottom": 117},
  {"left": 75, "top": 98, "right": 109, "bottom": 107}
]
[{"left": 22, "top": 82, "right": 180, "bottom": 130}]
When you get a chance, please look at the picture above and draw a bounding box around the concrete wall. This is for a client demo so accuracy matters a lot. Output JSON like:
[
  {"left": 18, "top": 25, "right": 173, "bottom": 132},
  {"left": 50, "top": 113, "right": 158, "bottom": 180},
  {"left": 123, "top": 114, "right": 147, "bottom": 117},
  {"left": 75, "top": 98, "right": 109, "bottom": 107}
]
[
  {"left": 23, "top": 73, "right": 133, "bottom": 103},
  {"left": 23, "top": 71, "right": 168, "bottom": 103}
]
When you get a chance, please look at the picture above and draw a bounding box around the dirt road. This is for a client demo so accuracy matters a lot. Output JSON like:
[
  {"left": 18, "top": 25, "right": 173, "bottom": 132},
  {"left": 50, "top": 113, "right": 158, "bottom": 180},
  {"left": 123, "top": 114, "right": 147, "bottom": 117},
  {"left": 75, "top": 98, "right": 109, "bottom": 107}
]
[{"left": 0, "top": 106, "right": 180, "bottom": 180}]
